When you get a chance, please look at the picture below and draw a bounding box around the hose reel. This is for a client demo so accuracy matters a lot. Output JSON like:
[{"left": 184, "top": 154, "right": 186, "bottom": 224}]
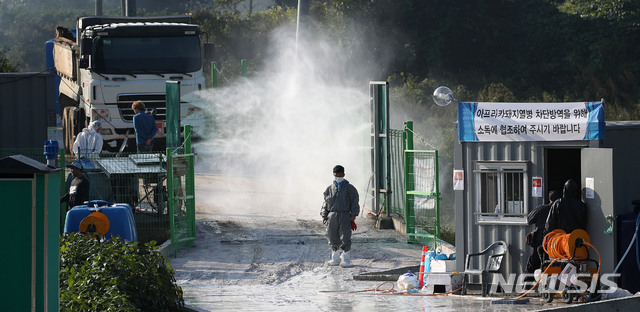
[{"left": 543, "top": 229, "right": 591, "bottom": 260}]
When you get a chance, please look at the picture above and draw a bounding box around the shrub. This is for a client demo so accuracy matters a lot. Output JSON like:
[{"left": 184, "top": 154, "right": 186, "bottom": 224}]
[{"left": 59, "top": 233, "right": 185, "bottom": 312}]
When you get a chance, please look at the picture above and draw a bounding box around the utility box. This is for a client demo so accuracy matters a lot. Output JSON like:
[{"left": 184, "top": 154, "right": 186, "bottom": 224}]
[{"left": 0, "top": 155, "right": 61, "bottom": 312}]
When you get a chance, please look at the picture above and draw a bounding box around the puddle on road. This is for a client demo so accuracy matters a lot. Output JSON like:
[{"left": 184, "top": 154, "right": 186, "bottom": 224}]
[{"left": 179, "top": 270, "right": 560, "bottom": 312}]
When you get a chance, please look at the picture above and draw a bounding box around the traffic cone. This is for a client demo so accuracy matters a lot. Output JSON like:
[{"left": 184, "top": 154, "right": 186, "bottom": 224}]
[{"left": 418, "top": 246, "right": 428, "bottom": 288}]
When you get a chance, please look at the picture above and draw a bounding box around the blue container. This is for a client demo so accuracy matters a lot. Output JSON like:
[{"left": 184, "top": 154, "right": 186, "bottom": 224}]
[
  {"left": 424, "top": 251, "right": 436, "bottom": 273},
  {"left": 64, "top": 200, "right": 137, "bottom": 241},
  {"left": 43, "top": 140, "right": 58, "bottom": 160}
]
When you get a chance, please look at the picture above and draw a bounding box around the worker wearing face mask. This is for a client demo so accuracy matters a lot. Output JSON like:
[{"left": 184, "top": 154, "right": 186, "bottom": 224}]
[{"left": 321, "top": 165, "right": 360, "bottom": 268}]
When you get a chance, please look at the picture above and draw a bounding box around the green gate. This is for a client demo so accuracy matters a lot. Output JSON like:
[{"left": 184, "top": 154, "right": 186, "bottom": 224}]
[
  {"left": 379, "top": 120, "right": 442, "bottom": 248},
  {"left": 387, "top": 128, "right": 406, "bottom": 216},
  {"left": 404, "top": 148, "right": 440, "bottom": 248},
  {"left": 166, "top": 125, "right": 196, "bottom": 255}
]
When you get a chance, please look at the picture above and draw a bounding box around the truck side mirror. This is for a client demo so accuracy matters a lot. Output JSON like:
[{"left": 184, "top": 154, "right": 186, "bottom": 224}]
[
  {"left": 81, "top": 37, "right": 93, "bottom": 55},
  {"left": 79, "top": 57, "right": 89, "bottom": 69},
  {"left": 204, "top": 43, "right": 215, "bottom": 60}
]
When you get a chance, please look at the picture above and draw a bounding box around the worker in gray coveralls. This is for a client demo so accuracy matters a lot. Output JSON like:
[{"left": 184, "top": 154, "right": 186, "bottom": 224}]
[{"left": 321, "top": 165, "right": 360, "bottom": 268}]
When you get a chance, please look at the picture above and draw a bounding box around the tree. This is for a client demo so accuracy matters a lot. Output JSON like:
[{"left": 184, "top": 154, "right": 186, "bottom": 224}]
[{"left": 0, "top": 48, "right": 19, "bottom": 72}]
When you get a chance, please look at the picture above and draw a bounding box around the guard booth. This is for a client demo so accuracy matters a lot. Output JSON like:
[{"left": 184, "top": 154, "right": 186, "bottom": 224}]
[
  {"left": 0, "top": 155, "right": 61, "bottom": 312},
  {"left": 454, "top": 102, "right": 640, "bottom": 291}
]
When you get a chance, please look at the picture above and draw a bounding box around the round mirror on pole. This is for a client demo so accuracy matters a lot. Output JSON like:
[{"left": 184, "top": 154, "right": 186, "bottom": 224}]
[{"left": 433, "top": 86, "right": 455, "bottom": 107}]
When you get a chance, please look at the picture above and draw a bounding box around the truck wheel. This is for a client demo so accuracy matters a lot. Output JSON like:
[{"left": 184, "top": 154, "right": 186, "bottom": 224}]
[
  {"left": 73, "top": 107, "right": 86, "bottom": 136},
  {"left": 62, "top": 106, "right": 75, "bottom": 154},
  {"left": 59, "top": 94, "right": 76, "bottom": 112}
]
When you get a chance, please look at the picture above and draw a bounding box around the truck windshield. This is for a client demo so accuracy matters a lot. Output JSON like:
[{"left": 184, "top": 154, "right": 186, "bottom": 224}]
[{"left": 93, "top": 36, "right": 201, "bottom": 74}]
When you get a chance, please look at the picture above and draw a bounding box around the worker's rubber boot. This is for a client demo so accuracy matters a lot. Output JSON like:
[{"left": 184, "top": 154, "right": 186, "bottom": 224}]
[
  {"left": 327, "top": 249, "right": 341, "bottom": 266},
  {"left": 340, "top": 250, "right": 353, "bottom": 268}
]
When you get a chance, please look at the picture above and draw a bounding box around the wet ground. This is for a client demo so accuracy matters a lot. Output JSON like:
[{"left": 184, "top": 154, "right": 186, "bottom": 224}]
[{"left": 169, "top": 174, "right": 568, "bottom": 311}]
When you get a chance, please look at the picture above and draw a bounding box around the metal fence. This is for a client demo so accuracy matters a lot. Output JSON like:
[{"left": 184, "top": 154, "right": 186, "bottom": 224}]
[
  {"left": 404, "top": 149, "right": 440, "bottom": 248},
  {"left": 383, "top": 122, "right": 441, "bottom": 249},
  {"left": 0, "top": 140, "right": 196, "bottom": 247},
  {"left": 388, "top": 128, "right": 406, "bottom": 216},
  {"left": 166, "top": 126, "right": 196, "bottom": 255}
]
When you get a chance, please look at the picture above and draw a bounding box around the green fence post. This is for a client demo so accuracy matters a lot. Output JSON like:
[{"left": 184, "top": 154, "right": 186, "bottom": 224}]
[
  {"left": 184, "top": 125, "right": 195, "bottom": 241},
  {"left": 403, "top": 121, "right": 414, "bottom": 243},
  {"left": 241, "top": 59, "right": 248, "bottom": 77},
  {"left": 166, "top": 147, "right": 175, "bottom": 257},
  {"left": 166, "top": 81, "right": 180, "bottom": 148},
  {"left": 211, "top": 61, "right": 218, "bottom": 87},
  {"left": 404, "top": 121, "right": 413, "bottom": 150},
  {"left": 59, "top": 147, "right": 66, "bottom": 232},
  {"left": 435, "top": 150, "right": 440, "bottom": 242}
]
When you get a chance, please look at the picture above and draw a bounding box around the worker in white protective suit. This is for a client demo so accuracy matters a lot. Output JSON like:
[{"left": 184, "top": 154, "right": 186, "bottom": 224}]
[
  {"left": 321, "top": 165, "right": 360, "bottom": 268},
  {"left": 73, "top": 121, "right": 103, "bottom": 159}
]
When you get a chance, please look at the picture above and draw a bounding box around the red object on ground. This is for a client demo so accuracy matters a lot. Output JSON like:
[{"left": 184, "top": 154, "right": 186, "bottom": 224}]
[
  {"left": 419, "top": 246, "right": 428, "bottom": 288},
  {"left": 351, "top": 220, "right": 357, "bottom": 231}
]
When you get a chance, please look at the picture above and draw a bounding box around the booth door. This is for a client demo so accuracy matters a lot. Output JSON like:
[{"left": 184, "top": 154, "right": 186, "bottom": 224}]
[{"left": 581, "top": 148, "right": 614, "bottom": 274}]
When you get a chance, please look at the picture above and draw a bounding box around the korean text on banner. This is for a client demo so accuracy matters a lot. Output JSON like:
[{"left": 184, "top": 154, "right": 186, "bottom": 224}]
[{"left": 457, "top": 102, "right": 604, "bottom": 142}]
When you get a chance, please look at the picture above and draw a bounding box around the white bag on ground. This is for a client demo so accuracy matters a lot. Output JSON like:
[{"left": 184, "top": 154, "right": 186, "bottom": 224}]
[{"left": 397, "top": 271, "right": 420, "bottom": 291}]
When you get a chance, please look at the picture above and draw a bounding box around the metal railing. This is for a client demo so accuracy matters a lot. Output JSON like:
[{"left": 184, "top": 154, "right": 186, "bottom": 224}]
[
  {"left": 167, "top": 125, "right": 196, "bottom": 255},
  {"left": 1, "top": 131, "right": 196, "bottom": 247},
  {"left": 383, "top": 121, "right": 441, "bottom": 248},
  {"left": 388, "top": 128, "right": 406, "bottom": 216},
  {"left": 404, "top": 149, "right": 440, "bottom": 248}
]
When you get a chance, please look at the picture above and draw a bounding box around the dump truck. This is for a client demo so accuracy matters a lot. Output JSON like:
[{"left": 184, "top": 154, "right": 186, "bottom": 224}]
[{"left": 48, "top": 15, "right": 213, "bottom": 153}]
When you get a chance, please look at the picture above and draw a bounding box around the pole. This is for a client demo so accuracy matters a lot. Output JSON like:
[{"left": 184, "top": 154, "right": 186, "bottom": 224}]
[
  {"left": 241, "top": 59, "right": 248, "bottom": 77},
  {"left": 126, "top": 0, "right": 136, "bottom": 17},
  {"left": 295, "top": 0, "right": 309, "bottom": 57},
  {"left": 95, "top": 0, "right": 103, "bottom": 16},
  {"left": 211, "top": 61, "right": 218, "bottom": 87}
]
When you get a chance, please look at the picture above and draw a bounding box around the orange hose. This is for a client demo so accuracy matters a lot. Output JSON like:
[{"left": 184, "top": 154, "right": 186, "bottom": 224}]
[
  {"left": 510, "top": 231, "right": 600, "bottom": 300},
  {"left": 543, "top": 229, "right": 590, "bottom": 260},
  {"left": 513, "top": 258, "right": 559, "bottom": 299}
]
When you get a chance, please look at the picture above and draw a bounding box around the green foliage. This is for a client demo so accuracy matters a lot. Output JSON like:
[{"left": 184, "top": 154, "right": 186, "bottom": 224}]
[
  {"left": 193, "top": 5, "right": 297, "bottom": 85},
  {"left": 59, "top": 233, "right": 185, "bottom": 312},
  {"left": 0, "top": 47, "right": 19, "bottom": 72},
  {"left": 556, "top": 0, "right": 640, "bottom": 22},
  {"left": 4, "top": 0, "right": 640, "bottom": 116},
  {"left": 478, "top": 83, "right": 517, "bottom": 103}
]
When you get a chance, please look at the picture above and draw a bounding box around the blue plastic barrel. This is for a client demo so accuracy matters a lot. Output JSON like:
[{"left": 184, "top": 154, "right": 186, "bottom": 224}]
[{"left": 64, "top": 201, "right": 138, "bottom": 241}]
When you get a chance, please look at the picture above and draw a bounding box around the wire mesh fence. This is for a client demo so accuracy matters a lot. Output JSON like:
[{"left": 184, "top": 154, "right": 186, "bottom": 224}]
[
  {"left": 1, "top": 148, "right": 171, "bottom": 243},
  {"left": 404, "top": 150, "right": 440, "bottom": 248},
  {"left": 378, "top": 123, "right": 442, "bottom": 249},
  {"left": 388, "top": 129, "right": 406, "bottom": 216},
  {"left": 167, "top": 145, "right": 196, "bottom": 254},
  {"left": 66, "top": 152, "right": 171, "bottom": 243}
]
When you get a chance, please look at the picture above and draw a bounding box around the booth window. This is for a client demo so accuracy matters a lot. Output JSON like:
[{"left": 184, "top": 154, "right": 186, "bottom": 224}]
[{"left": 475, "top": 162, "right": 528, "bottom": 224}]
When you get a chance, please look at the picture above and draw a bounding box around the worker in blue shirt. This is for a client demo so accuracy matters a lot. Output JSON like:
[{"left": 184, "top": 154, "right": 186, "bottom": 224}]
[{"left": 131, "top": 100, "right": 158, "bottom": 153}]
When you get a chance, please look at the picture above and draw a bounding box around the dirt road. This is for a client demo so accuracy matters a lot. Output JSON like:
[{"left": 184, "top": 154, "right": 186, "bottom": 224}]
[{"left": 168, "top": 174, "right": 558, "bottom": 311}]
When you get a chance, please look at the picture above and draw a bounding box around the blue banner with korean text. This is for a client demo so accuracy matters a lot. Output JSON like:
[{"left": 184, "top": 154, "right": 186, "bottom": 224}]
[{"left": 457, "top": 102, "right": 604, "bottom": 142}]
